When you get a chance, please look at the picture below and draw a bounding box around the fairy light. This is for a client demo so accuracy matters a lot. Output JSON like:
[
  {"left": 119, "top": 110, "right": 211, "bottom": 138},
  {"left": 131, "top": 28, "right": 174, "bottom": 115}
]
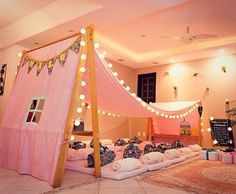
[
  {"left": 74, "top": 119, "right": 81, "bottom": 126},
  {"left": 228, "top": 127, "right": 232, "bottom": 131},
  {"left": 155, "top": 111, "right": 159, "bottom": 115},
  {"left": 201, "top": 122, "right": 204, "bottom": 126},
  {"left": 70, "top": 135, "right": 75, "bottom": 141},
  {"left": 81, "top": 81, "right": 86, "bottom": 87},
  {"left": 80, "top": 28, "right": 86, "bottom": 34},
  {"left": 77, "top": 107, "right": 83, "bottom": 113},
  {"left": 131, "top": 93, "right": 136, "bottom": 97},
  {"left": 98, "top": 110, "right": 101, "bottom": 113},
  {"left": 112, "top": 114, "right": 116, "bottom": 117},
  {"left": 141, "top": 101, "right": 146, "bottom": 106},
  {"left": 80, "top": 67, "right": 86, "bottom": 73},
  {"left": 80, "top": 40, "right": 86, "bottom": 46},
  {"left": 125, "top": 86, "right": 130, "bottom": 91},
  {"left": 113, "top": 72, "right": 118, "bottom": 77},
  {"left": 201, "top": 129, "right": 204, "bottom": 132},
  {"left": 102, "top": 111, "right": 106, "bottom": 115},
  {"left": 108, "top": 113, "right": 111, "bottom": 116},
  {"left": 94, "top": 42, "right": 100, "bottom": 49},
  {"left": 18, "top": 52, "right": 22, "bottom": 57},
  {"left": 147, "top": 106, "right": 151, "bottom": 110},
  {"left": 81, "top": 54, "right": 86, "bottom": 60},
  {"left": 210, "top": 116, "right": 214, "bottom": 121},
  {"left": 79, "top": 94, "right": 85, "bottom": 100},
  {"left": 119, "top": 80, "right": 124, "bottom": 85},
  {"left": 165, "top": 115, "right": 168, "bottom": 118},
  {"left": 137, "top": 98, "right": 142, "bottom": 102},
  {"left": 213, "top": 139, "right": 218, "bottom": 145},
  {"left": 161, "top": 113, "right": 165, "bottom": 117},
  {"left": 207, "top": 128, "right": 211, "bottom": 132},
  {"left": 108, "top": 63, "right": 113, "bottom": 68}
]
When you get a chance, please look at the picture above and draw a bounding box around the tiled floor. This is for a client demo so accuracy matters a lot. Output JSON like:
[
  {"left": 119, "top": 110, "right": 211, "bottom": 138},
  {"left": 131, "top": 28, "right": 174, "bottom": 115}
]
[{"left": 0, "top": 166, "right": 190, "bottom": 194}]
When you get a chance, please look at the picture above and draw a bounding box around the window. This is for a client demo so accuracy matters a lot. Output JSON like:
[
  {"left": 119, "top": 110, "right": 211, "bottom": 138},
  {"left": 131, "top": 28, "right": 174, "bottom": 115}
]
[
  {"left": 137, "top": 73, "right": 156, "bottom": 103},
  {"left": 25, "top": 98, "right": 45, "bottom": 124}
]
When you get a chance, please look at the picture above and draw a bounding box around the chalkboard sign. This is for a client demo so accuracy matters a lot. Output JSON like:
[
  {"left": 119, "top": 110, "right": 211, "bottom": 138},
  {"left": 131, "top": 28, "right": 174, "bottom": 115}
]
[{"left": 210, "top": 119, "right": 234, "bottom": 147}]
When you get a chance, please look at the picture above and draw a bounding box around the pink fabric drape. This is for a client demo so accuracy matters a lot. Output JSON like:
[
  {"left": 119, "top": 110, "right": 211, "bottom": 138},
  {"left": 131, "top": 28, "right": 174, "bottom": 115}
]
[
  {"left": 0, "top": 36, "right": 80, "bottom": 184},
  {"left": 152, "top": 109, "right": 200, "bottom": 135}
]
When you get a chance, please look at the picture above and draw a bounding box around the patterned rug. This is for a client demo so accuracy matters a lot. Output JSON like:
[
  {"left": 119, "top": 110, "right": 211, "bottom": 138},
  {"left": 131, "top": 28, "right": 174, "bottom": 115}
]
[{"left": 140, "top": 159, "right": 236, "bottom": 194}]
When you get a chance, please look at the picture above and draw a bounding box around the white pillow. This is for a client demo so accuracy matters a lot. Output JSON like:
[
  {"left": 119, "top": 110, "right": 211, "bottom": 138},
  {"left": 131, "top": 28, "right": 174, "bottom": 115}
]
[
  {"left": 142, "top": 152, "right": 166, "bottom": 164},
  {"left": 67, "top": 148, "right": 93, "bottom": 161},
  {"left": 112, "top": 158, "right": 141, "bottom": 172},
  {"left": 165, "top": 149, "right": 181, "bottom": 160},
  {"left": 188, "top": 144, "right": 202, "bottom": 152},
  {"left": 178, "top": 147, "right": 193, "bottom": 155}
]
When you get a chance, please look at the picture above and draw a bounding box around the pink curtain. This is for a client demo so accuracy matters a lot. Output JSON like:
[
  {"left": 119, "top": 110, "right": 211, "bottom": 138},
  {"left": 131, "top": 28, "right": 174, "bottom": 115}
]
[{"left": 0, "top": 36, "right": 80, "bottom": 184}]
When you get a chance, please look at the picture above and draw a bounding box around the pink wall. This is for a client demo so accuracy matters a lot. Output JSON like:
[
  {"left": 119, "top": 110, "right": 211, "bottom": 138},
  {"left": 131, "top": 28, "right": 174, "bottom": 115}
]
[
  {"left": 134, "top": 54, "right": 236, "bottom": 147},
  {"left": 0, "top": 45, "right": 26, "bottom": 124}
]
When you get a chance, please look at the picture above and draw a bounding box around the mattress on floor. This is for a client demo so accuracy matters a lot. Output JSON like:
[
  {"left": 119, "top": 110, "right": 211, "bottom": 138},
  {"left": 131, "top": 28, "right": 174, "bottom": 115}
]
[
  {"left": 101, "top": 163, "right": 148, "bottom": 180},
  {"left": 65, "top": 160, "right": 95, "bottom": 175},
  {"left": 66, "top": 159, "right": 148, "bottom": 180},
  {"left": 145, "top": 159, "right": 173, "bottom": 171}
]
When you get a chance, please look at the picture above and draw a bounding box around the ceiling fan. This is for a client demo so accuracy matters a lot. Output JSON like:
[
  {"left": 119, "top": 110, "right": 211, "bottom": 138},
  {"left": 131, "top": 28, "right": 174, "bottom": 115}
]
[{"left": 161, "top": 23, "right": 217, "bottom": 43}]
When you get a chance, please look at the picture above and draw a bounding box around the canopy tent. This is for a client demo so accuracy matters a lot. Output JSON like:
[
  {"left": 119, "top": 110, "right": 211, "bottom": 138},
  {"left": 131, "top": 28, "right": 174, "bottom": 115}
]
[{"left": 0, "top": 26, "right": 201, "bottom": 187}]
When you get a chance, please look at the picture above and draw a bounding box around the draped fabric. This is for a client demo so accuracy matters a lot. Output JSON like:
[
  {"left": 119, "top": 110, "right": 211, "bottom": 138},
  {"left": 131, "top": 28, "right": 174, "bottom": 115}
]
[
  {"left": 0, "top": 36, "right": 80, "bottom": 184},
  {"left": 81, "top": 51, "right": 155, "bottom": 117}
]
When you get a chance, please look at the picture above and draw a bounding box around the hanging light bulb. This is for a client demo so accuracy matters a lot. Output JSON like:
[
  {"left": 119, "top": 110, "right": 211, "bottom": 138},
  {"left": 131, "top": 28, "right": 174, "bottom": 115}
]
[
  {"left": 119, "top": 80, "right": 124, "bottom": 85},
  {"left": 70, "top": 135, "right": 75, "bottom": 141},
  {"left": 74, "top": 119, "right": 81, "bottom": 126},
  {"left": 79, "top": 94, "right": 85, "bottom": 100},
  {"left": 81, "top": 54, "right": 86, "bottom": 60},
  {"left": 141, "top": 101, "right": 146, "bottom": 106},
  {"left": 80, "top": 67, "right": 86, "bottom": 73},
  {"left": 113, "top": 72, "right": 118, "bottom": 77},
  {"left": 77, "top": 107, "right": 83, "bottom": 113},
  {"left": 80, "top": 40, "right": 86, "bottom": 46},
  {"left": 213, "top": 139, "right": 218, "bottom": 145},
  {"left": 80, "top": 28, "right": 86, "bottom": 34},
  {"left": 81, "top": 81, "right": 86, "bottom": 87},
  {"left": 94, "top": 42, "right": 100, "bottom": 49}
]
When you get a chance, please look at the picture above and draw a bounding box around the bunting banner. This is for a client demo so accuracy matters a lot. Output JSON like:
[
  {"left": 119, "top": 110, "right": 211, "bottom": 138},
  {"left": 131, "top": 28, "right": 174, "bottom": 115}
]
[{"left": 22, "top": 35, "right": 82, "bottom": 76}]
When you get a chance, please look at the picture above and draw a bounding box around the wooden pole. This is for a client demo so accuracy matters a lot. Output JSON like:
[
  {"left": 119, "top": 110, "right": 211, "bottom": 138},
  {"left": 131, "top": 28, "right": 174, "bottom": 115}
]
[
  {"left": 26, "top": 32, "right": 82, "bottom": 53},
  {"left": 87, "top": 25, "right": 101, "bottom": 177},
  {"left": 52, "top": 30, "right": 87, "bottom": 188},
  {"left": 147, "top": 117, "right": 153, "bottom": 141}
]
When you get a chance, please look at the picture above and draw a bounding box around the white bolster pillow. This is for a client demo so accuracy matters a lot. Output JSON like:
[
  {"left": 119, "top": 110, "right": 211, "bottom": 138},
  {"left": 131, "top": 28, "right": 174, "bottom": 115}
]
[
  {"left": 112, "top": 158, "right": 141, "bottom": 172},
  {"left": 142, "top": 152, "right": 166, "bottom": 164}
]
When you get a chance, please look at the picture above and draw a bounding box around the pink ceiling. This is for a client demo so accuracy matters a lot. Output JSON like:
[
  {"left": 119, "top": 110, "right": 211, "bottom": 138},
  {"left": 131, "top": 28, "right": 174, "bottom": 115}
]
[{"left": 1, "top": 0, "right": 236, "bottom": 68}]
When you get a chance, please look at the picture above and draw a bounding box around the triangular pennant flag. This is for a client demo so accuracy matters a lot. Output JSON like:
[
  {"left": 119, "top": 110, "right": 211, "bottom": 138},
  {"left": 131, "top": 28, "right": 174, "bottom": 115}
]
[
  {"left": 22, "top": 56, "right": 30, "bottom": 67},
  {"left": 58, "top": 50, "right": 69, "bottom": 66},
  {"left": 70, "top": 38, "right": 81, "bottom": 53},
  {"left": 36, "top": 62, "right": 45, "bottom": 76},
  {"left": 47, "top": 58, "right": 56, "bottom": 74},
  {"left": 28, "top": 60, "right": 36, "bottom": 73}
]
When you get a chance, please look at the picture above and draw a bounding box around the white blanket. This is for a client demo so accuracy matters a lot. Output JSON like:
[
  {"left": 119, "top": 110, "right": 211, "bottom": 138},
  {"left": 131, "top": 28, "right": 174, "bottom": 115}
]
[
  {"left": 113, "top": 158, "right": 141, "bottom": 172},
  {"left": 142, "top": 152, "right": 166, "bottom": 164},
  {"left": 178, "top": 147, "right": 193, "bottom": 155},
  {"left": 165, "top": 149, "right": 181, "bottom": 160},
  {"left": 67, "top": 148, "right": 93, "bottom": 161}
]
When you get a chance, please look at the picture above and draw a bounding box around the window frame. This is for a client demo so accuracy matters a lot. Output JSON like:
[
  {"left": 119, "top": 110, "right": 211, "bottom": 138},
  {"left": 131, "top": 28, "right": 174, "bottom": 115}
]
[{"left": 24, "top": 97, "right": 46, "bottom": 125}]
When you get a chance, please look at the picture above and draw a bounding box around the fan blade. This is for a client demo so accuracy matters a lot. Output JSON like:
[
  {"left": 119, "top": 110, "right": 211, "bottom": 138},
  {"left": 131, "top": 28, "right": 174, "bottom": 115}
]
[
  {"left": 193, "top": 34, "right": 217, "bottom": 39},
  {"left": 160, "top": 36, "right": 181, "bottom": 40}
]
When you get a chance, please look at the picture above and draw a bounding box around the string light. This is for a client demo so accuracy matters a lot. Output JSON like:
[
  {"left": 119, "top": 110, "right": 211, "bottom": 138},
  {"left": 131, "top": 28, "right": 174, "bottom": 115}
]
[
  {"left": 81, "top": 54, "right": 86, "bottom": 60},
  {"left": 210, "top": 116, "right": 214, "bottom": 121},
  {"left": 81, "top": 81, "right": 86, "bottom": 87},
  {"left": 80, "top": 67, "right": 86, "bottom": 73},
  {"left": 228, "top": 127, "right": 232, "bottom": 131},
  {"left": 77, "top": 107, "right": 83, "bottom": 113},
  {"left": 70, "top": 135, "right": 75, "bottom": 141},
  {"left": 108, "top": 63, "right": 113, "bottom": 68},
  {"left": 80, "top": 28, "right": 86, "bottom": 34},
  {"left": 119, "top": 80, "right": 124, "bottom": 85},
  {"left": 74, "top": 119, "right": 81, "bottom": 126},
  {"left": 79, "top": 94, "right": 85, "bottom": 100},
  {"left": 113, "top": 72, "right": 118, "bottom": 77},
  {"left": 80, "top": 40, "right": 86, "bottom": 46},
  {"left": 213, "top": 139, "right": 218, "bottom": 144},
  {"left": 94, "top": 42, "right": 100, "bottom": 49},
  {"left": 207, "top": 128, "right": 211, "bottom": 132}
]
